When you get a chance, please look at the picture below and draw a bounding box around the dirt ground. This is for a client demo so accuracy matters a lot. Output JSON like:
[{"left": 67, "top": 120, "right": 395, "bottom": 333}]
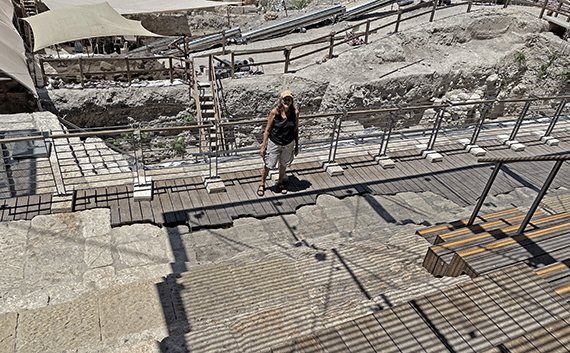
[{"left": 38, "top": 2, "right": 570, "bottom": 131}]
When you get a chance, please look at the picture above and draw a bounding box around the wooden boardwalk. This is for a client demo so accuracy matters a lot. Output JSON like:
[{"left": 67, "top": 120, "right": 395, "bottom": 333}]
[
  {"left": 268, "top": 263, "right": 570, "bottom": 353},
  {"left": 2, "top": 133, "right": 569, "bottom": 227}
]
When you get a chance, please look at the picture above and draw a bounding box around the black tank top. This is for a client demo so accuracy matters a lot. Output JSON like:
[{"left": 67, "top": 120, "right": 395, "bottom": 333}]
[{"left": 269, "top": 109, "right": 296, "bottom": 146}]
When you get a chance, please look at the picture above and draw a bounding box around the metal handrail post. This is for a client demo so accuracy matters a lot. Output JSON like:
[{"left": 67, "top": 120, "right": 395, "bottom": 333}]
[
  {"left": 508, "top": 100, "right": 532, "bottom": 141},
  {"left": 328, "top": 111, "right": 344, "bottom": 163},
  {"left": 45, "top": 131, "right": 66, "bottom": 195},
  {"left": 378, "top": 116, "right": 394, "bottom": 157},
  {"left": 516, "top": 159, "right": 564, "bottom": 235},
  {"left": 469, "top": 102, "right": 493, "bottom": 145},
  {"left": 467, "top": 162, "right": 503, "bottom": 226},
  {"left": 544, "top": 98, "right": 567, "bottom": 137},
  {"left": 427, "top": 108, "right": 445, "bottom": 151}
]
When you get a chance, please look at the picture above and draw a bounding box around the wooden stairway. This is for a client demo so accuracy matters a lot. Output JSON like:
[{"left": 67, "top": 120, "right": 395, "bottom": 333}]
[
  {"left": 194, "top": 79, "right": 227, "bottom": 157},
  {"left": 421, "top": 206, "right": 570, "bottom": 303}
]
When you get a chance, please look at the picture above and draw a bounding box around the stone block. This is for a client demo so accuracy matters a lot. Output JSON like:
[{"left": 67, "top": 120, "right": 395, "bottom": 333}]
[
  {"left": 469, "top": 147, "right": 487, "bottom": 157},
  {"left": 17, "top": 295, "right": 100, "bottom": 352},
  {"left": 205, "top": 178, "right": 226, "bottom": 193},
  {"left": 510, "top": 143, "right": 526, "bottom": 152},
  {"left": 545, "top": 138, "right": 560, "bottom": 146},
  {"left": 504, "top": 139, "right": 519, "bottom": 147},
  {"left": 375, "top": 156, "right": 395, "bottom": 169},
  {"left": 0, "top": 313, "right": 17, "bottom": 353},
  {"left": 98, "top": 279, "right": 167, "bottom": 344},
  {"left": 323, "top": 162, "right": 344, "bottom": 176},
  {"left": 423, "top": 151, "right": 443, "bottom": 162},
  {"left": 134, "top": 176, "right": 153, "bottom": 201}
]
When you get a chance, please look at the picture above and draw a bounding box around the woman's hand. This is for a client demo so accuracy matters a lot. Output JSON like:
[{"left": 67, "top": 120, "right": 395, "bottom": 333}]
[
  {"left": 260, "top": 145, "right": 266, "bottom": 157},
  {"left": 294, "top": 144, "right": 299, "bottom": 156}
]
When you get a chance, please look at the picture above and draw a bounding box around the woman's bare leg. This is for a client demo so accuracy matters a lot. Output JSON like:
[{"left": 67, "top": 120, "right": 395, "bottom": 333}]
[
  {"left": 260, "top": 165, "right": 270, "bottom": 186},
  {"left": 278, "top": 164, "right": 287, "bottom": 184}
]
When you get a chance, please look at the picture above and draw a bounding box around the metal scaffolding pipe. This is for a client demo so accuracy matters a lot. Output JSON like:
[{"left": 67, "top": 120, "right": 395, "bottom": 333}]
[
  {"left": 342, "top": 0, "right": 398, "bottom": 20},
  {"left": 240, "top": 5, "right": 345, "bottom": 43}
]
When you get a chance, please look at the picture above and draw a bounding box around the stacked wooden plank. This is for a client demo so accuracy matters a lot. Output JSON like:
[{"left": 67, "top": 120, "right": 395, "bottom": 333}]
[
  {"left": 268, "top": 263, "right": 570, "bottom": 352},
  {"left": 421, "top": 207, "right": 570, "bottom": 303}
]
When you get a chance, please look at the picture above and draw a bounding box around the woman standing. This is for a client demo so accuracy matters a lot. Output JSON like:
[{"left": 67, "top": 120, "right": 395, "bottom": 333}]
[{"left": 258, "top": 90, "right": 299, "bottom": 196}]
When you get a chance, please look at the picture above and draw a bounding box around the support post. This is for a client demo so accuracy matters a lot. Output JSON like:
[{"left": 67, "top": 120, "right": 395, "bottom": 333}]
[
  {"left": 231, "top": 51, "right": 236, "bottom": 79},
  {"left": 540, "top": 0, "right": 549, "bottom": 18},
  {"left": 125, "top": 57, "right": 131, "bottom": 85},
  {"left": 469, "top": 102, "right": 493, "bottom": 145},
  {"left": 395, "top": 9, "right": 402, "bottom": 33},
  {"left": 364, "top": 20, "right": 371, "bottom": 44},
  {"left": 468, "top": 162, "right": 503, "bottom": 226},
  {"left": 544, "top": 98, "right": 567, "bottom": 137},
  {"left": 516, "top": 160, "right": 564, "bottom": 234},
  {"left": 169, "top": 57, "right": 173, "bottom": 83},
  {"left": 78, "top": 57, "right": 84, "bottom": 88},
  {"left": 427, "top": 108, "right": 444, "bottom": 151},
  {"left": 430, "top": 0, "right": 437, "bottom": 22},
  {"left": 284, "top": 47, "right": 291, "bottom": 73},
  {"left": 328, "top": 31, "right": 335, "bottom": 59},
  {"left": 378, "top": 116, "right": 394, "bottom": 157},
  {"left": 467, "top": 0, "right": 473, "bottom": 12},
  {"left": 508, "top": 100, "right": 532, "bottom": 141}
]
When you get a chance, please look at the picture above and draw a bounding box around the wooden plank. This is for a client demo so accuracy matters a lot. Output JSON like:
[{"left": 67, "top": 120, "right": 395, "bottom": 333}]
[
  {"left": 354, "top": 314, "right": 400, "bottom": 353},
  {"left": 374, "top": 307, "right": 425, "bottom": 353},
  {"left": 286, "top": 163, "right": 317, "bottom": 206},
  {"left": 457, "top": 280, "right": 524, "bottom": 340},
  {"left": 208, "top": 191, "right": 233, "bottom": 225},
  {"left": 408, "top": 296, "right": 475, "bottom": 353},
  {"left": 501, "top": 334, "right": 539, "bottom": 352},
  {"left": 13, "top": 195, "right": 29, "bottom": 220},
  {"left": 504, "top": 265, "right": 570, "bottom": 320},
  {"left": 155, "top": 180, "right": 176, "bottom": 225},
  {"left": 294, "top": 334, "right": 326, "bottom": 353},
  {"left": 84, "top": 188, "right": 97, "bottom": 210},
  {"left": 106, "top": 186, "right": 121, "bottom": 226},
  {"left": 95, "top": 187, "right": 108, "bottom": 209},
  {"left": 219, "top": 174, "right": 248, "bottom": 218},
  {"left": 548, "top": 318, "right": 570, "bottom": 349},
  {"left": 239, "top": 169, "right": 277, "bottom": 217},
  {"left": 172, "top": 178, "right": 196, "bottom": 227},
  {"left": 480, "top": 272, "right": 542, "bottom": 333},
  {"left": 38, "top": 194, "right": 51, "bottom": 215},
  {"left": 441, "top": 284, "right": 505, "bottom": 347},
  {"left": 116, "top": 185, "right": 132, "bottom": 225},
  {"left": 126, "top": 185, "right": 144, "bottom": 223},
  {"left": 314, "top": 327, "right": 350, "bottom": 352},
  {"left": 183, "top": 177, "right": 212, "bottom": 227},
  {"left": 213, "top": 184, "right": 237, "bottom": 220},
  {"left": 26, "top": 194, "right": 41, "bottom": 219},
  {"left": 335, "top": 321, "right": 375, "bottom": 352},
  {"left": 522, "top": 325, "right": 565, "bottom": 353},
  {"left": 392, "top": 302, "right": 450, "bottom": 353},
  {"left": 3, "top": 197, "right": 16, "bottom": 221},
  {"left": 339, "top": 156, "right": 374, "bottom": 193},
  {"left": 425, "top": 288, "right": 490, "bottom": 352},
  {"left": 227, "top": 171, "right": 258, "bottom": 218},
  {"left": 164, "top": 179, "right": 187, "bottom": 223}
]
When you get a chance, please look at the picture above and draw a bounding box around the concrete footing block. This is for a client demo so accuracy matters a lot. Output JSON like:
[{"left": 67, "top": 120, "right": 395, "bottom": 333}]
[
  {"left": 52, "top": 193, "right": 74, "bottom": 213},
  {"left": 201, "top": 173, "right": 226, "bottom": 193},
  {"left": 133, "top": 176, "right": 153, "bottom": 201},
  {"left": 205, "top": 177, "right": 226, "bottom": 193},
  {"left": 504, "top": 139, "right": 518, "bottom": 147},
  {"left": 375, "top": 156, "right": 396, "bottom": 169},
  {"left": 422, "top": 150, "right": 443, "bottom": 162},
  {"left": 510, "top": 143, "right": 526, "bottom": 152},
  {"left": 541, "top": 136, "right": 560, "bottom": 146},
  {"left": 322, "top": 162, "right": 344, "bottom": 176},
  {"left": 470, "top": 147, "right": 487, "bottom": 157}
]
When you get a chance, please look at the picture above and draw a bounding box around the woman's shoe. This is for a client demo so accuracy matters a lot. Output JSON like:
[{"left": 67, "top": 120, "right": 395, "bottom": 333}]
[
  {"left": 257, "top": 184, "right": 265, "bottom": 197},
  {"left": 277, "top": 183, "right": 287, "bottom": 194}
]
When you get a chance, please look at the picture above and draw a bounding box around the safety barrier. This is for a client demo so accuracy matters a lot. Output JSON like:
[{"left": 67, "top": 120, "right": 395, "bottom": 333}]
[{"left": 1, "top": 93, "right": 568, "bottom": 198}]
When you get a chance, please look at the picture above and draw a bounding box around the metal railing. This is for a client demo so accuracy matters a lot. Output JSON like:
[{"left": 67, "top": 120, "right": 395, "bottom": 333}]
[
  {"left": 469, "top": 154, "right": 570, "bottom": 234},
  {"left": 1, "top": 93, "right": 568, "bottom": 198}
]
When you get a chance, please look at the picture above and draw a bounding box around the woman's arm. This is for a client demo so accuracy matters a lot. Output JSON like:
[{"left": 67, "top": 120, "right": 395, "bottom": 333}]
[{"left": 260, "top": 109, "right": 276, "bottom": 157}]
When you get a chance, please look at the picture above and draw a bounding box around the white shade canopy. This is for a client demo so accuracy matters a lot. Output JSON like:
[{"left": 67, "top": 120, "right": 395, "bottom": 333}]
[
  {"left": 23, "top": 2, "right": 163, "bottom": 52},
  {"left": 38, "top": 0, "right": 241, "bottom": 15},
  {"left": 0, "top": 0, "right": 37, "bottom": 96}
]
